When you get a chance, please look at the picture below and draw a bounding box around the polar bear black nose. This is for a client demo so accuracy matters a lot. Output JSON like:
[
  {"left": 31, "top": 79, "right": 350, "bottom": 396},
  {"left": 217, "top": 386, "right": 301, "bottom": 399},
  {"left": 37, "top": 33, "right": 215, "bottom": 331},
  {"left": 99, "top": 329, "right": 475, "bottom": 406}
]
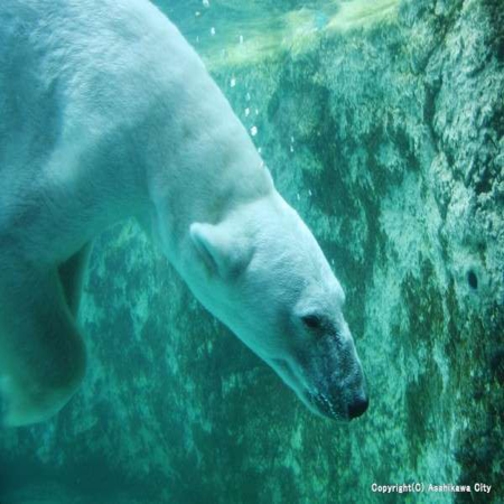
[{"left": 348, "top": 394, "right": 369, "bottom": 419}]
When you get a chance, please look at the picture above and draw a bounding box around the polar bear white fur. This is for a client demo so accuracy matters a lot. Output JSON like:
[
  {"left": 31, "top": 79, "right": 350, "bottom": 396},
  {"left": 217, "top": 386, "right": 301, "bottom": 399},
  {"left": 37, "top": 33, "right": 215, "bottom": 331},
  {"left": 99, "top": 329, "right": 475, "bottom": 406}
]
[{"left": 0, "top": 0, "right": 368, "bottom": 426}]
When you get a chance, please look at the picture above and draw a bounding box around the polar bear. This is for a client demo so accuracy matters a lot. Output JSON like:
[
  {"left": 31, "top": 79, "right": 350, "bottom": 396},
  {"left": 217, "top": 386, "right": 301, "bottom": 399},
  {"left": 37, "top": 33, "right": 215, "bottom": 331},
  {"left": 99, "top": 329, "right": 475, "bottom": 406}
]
[{"left": 0, "top": 0, "right": 368, "bottom": 426}]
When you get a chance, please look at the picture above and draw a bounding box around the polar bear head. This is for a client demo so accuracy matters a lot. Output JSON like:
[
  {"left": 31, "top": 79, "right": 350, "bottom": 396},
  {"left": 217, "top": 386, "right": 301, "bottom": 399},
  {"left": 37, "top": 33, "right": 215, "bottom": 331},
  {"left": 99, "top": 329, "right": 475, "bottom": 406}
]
[{"left": 186, "top": 193, "right": 368, "bottom": 421}]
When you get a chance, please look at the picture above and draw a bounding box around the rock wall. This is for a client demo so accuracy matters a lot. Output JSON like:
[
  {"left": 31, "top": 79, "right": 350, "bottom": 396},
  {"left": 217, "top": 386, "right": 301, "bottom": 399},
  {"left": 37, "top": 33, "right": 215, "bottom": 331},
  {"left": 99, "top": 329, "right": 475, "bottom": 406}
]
[{"left": 1, "top": 0, "right": 503, "bottom": 503}]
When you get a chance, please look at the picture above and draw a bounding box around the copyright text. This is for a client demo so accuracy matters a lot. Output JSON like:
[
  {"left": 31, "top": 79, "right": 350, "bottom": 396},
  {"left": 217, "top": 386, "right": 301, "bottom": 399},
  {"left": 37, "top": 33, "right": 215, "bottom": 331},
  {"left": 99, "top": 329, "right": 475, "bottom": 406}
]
[{"left": 371, "top": 483, "right": 492, "bottom": 494}]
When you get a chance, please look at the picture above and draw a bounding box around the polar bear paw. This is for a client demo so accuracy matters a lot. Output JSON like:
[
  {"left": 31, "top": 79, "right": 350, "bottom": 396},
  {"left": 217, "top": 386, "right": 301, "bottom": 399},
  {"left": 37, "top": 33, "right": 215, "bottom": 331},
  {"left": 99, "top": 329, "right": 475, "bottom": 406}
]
[{"left": 0, "top": 371, "right": 82, "bottom": 427}]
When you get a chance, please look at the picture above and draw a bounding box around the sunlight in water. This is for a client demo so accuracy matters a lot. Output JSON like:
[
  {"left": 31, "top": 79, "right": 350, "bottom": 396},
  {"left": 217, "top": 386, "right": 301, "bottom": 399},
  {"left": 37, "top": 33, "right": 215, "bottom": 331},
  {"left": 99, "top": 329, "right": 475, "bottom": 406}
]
[{"left": 188, "top": 0, "right": 401, "bottom": 69}]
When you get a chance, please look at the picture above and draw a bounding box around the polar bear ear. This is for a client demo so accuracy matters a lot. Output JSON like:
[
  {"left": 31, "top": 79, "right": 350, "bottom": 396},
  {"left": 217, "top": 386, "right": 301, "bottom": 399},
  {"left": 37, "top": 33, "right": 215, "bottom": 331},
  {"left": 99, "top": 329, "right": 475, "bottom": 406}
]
[{"left": 190, "top": 222, "right": 251, "bottom": 279}]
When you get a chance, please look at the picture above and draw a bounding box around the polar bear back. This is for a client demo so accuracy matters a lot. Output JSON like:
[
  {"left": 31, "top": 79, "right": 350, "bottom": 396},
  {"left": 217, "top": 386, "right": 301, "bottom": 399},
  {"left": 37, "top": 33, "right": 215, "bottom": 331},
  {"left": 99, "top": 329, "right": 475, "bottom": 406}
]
[{"left": 1, "top": 0, "right": 273, "bottom": 262}]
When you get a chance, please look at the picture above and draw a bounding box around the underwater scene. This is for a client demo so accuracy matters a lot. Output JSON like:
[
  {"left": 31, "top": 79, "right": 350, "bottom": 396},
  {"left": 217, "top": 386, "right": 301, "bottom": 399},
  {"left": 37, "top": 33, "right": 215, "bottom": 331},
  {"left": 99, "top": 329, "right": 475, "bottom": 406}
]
[{"left": 0, "top": 0, "right": 503, "bottom": 502}]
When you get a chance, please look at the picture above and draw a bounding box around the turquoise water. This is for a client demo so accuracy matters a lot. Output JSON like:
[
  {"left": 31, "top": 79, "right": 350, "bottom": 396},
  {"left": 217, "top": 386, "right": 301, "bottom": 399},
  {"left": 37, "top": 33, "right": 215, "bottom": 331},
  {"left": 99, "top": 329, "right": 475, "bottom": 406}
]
[{"left": 1, "top": 0, "right": 503, "bottom": 503}]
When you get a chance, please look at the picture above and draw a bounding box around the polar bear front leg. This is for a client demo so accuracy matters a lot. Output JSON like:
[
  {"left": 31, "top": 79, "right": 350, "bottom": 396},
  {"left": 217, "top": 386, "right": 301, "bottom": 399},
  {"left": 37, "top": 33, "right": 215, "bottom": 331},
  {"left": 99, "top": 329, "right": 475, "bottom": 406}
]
[{"left": 0, "top": 261, "right": 86, "bottom": 427}]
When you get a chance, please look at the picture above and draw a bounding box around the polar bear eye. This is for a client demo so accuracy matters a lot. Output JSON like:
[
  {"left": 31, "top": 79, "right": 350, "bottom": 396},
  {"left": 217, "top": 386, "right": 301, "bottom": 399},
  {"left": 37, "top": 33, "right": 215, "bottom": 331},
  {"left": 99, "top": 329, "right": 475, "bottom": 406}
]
[{"left": 301, "top": 314, "right": 322, "bottom": 330}]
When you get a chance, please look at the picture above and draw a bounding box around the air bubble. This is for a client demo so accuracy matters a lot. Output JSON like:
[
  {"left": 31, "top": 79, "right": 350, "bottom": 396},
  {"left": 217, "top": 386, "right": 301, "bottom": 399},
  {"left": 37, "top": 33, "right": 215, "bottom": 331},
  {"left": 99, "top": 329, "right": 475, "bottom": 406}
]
[
  {"left": 245, "top": 108, "right": 250, "bottom": 117},
  {"left": 250, "top": 126, "right": 258, "bottom": 136},
  {"left": 202, "top": 0, "right": 210, "bottom": 7},
  {"left": 210, "top": 27, "right": 215, "bottom": 36},
  {"left": 230, "top": 77, "right": 236, "bottom": 87}
]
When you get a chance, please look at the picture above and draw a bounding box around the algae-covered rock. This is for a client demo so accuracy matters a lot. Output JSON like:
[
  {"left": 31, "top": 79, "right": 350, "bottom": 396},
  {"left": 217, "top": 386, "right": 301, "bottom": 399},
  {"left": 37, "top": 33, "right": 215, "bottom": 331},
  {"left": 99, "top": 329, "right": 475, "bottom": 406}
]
[{"left": 1, "top": 0, "right": 502, "bottom": 503}]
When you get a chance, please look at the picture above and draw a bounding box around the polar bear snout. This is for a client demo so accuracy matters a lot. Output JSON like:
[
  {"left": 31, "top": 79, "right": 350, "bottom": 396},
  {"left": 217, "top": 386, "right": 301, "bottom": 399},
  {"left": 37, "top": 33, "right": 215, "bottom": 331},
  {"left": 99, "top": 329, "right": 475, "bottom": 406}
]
[
  {"left": 343, "top": 354, "right": 369, "bottom": 420},
  {"left": 309, "top": 369, "right": 368, "bottom": 421},
  {"left": 298, "top": 332, "right": 368, "bottom": 422},
  {"left": 348, "top": 392, "right": 369, "bottom": 419}
]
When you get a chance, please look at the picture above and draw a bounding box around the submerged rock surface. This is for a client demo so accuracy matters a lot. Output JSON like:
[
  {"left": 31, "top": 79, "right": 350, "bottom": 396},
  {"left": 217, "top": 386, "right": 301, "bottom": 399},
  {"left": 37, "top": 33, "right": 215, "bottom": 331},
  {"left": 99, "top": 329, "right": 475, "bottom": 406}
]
[{"left": 1, "top": 0, "right": 503, "bottom": 502}]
